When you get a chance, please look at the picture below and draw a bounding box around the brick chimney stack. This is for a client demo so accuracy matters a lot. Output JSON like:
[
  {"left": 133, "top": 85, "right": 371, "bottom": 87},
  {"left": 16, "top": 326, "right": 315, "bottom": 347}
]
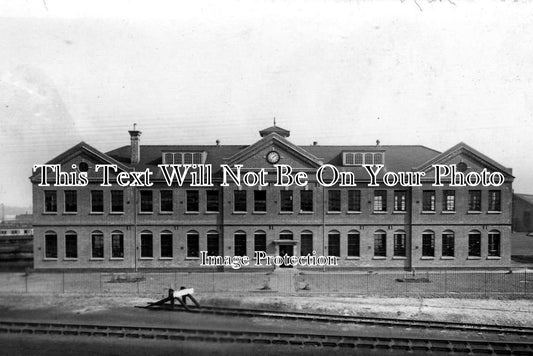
[{"left": 128, "top": 123, "right": 142, "bottom": 164}]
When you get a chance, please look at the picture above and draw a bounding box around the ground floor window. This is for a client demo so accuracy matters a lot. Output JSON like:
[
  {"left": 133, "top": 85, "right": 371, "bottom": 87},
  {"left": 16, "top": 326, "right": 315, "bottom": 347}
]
[
  {"left": 254, "top": 231, "right": 266, "bottom": 253},
  {"left": 187, "top": 231, "right": 199, "bottom": 258},
  {"left": 488, "top": 231, "right": 500, "bottom": 257},
  {"left": 140, "top": 231, "right": 153, "bottom": 258},
  {"left": 300, "top": 232, "right": 313, "bottom": 256},
  {"left": 468, "top": 231, "right": 481, "bottom": 257},
  {"left": 160, "top": 231, "right": 173, "bottom": 258},
  {"left": 422, "top": 231, "right": 435, "bottom": 257},
  {"left": 64, "top": 232, "right": 77, "bottom": 259},
  {"left": 45, "top": 232, "right": 58, "bottom": 259},
  {"left": 328, "top": 231, "right": 340, "bottom": 257},
  {"left": 207, "top": 231, "right": 219, "bottom": 256},
  {"left": 442, "top": 231, "right": 454, "bottom": 257},
  {"left": 347, "top": 231, "right": 360, "bottom": 257},
  {"left": 91, "top": 231, "right": 104, "bottom": 259},
  {"left": 374, "top": 231, "right": 386, "bottom": 257},
  {"left": 111, "top": 231, "right": 124, "bottom": 258},
  {"left": 234, "top": 232, "right": 247, "bottom": 256},
  {"left": 393, "top": 232, "right": 406, "bottom": 257}
]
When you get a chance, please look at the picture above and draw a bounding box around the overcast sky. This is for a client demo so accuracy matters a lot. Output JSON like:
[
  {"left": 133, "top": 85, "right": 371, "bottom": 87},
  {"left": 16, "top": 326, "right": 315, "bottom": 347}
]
[{"left": 0, "top": 0, "right": 532, "bottom": 207}]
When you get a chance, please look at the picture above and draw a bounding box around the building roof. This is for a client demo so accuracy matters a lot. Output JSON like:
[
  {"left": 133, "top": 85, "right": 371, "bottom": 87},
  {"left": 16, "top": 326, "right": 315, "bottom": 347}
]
[{"left": 515, "top": 194, "right": 533, "bottom": 205}]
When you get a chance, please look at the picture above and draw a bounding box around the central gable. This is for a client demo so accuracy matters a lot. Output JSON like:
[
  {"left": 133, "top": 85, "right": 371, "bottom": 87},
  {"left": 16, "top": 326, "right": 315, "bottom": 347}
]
[{"left": 225, "top": 133, "right": 323, "bottom": 169}]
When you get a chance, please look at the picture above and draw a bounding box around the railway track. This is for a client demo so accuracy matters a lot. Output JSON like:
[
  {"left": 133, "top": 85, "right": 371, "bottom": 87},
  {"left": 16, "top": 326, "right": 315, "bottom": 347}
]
[
  {"left": 139, "top": 304, "right": 533, "bottom": 337},
  {"left": 0, "top": 320, "right": 532, "bottom": 355}
]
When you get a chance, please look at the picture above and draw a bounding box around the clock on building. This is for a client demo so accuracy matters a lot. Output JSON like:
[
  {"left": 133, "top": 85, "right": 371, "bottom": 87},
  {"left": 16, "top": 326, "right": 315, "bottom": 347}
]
[{"left": 266, "top": 150, "right": 280, "bottom": 164}]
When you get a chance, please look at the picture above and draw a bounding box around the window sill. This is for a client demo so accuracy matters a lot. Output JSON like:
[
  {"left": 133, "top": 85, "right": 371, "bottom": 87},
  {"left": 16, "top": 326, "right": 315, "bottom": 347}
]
[
  {"left": 487, "top": 256, "right": 501, "bottom": 260},
  {"left": 110, "top": 257, "right": 124, "bottom": 260},
  {"left": 467, "top": 256, "right": 481, "bottom": 260},
  {"left": 421, "top": 211, "right": 436, "bottom": 214},
  {"left": 441, "top": 211, "right": 456, "bottom": 214},
  {"left": 467, "top": 211, "right": 482, "bottom": 214},
  {"left": 159, "top": 211, "right": 174, "bottom": 215},
  {"left": 185, "top": 257, "right": 200, "bottom": 260},
  {"left": 347, "top": 211, "right": 361, "bottom": 214},
  {"left": 90, "top": 212, "right": 105, "bottom": 215},
  {"left": 139, "top": 212, "right": 154, "bottom": 215},
  {"left": 392, "top": 211, "right": 406, "bottom": 214},
  {"left": 345, "top": 256, "right": 360, "bottom": 260},
  {"left": 184, "top": 211, "right": 199, "bottom": 215},
  {"left": 326, "top": 211, "right": 341, "bottom": 214},
  {"left": 109, "top": 212, "right": 125, "bottom": 215},
  {"left": 252, "top": 211, "right": 267, "bottom": 215},
  {"left": 299, "top": 211, "right": 314, "bottom": 214},
  {"left": 159, "top": 257, "right": 173, "bottom": 260},
  {"left": 279, "top": 211, "right": 293, "bottom": 215},
  {"left": 62, "top": 212, "right": 78, "bottom": 215},
  {"left": 372, "top": 256, "right": 387, "bottom": 260},
  {"left": 373, "top": 211, "right": 387, "bottom": 214},
  {"left": 139, "top": 257, "right": 154, "bottom": 260},
  {"left": 392, "top": 256, "right": 407, "bottom": 260},
  {"left": 487, "top": 211, "right": 502, "bottom": 214},
  {"left": 440, "top": 256, "right": 455, "bottom": 260},
  {"left": 90, "top": 258, "right": 104, "bottom": 261},
  {"left": 63, "top": 258, "right": 78, "bottom": 261},
  {"left": 43, "top": 258, "right": 58, "bottom": 261},
  {"left": 42, "top": 212, "right": 58, "bottom": 215},
  {"left": 420, "top": 256, "right": 435, "bottom": 260},
  {"left": 232, "top": 212, "right": 247, "bottom": 215},
  {"left": 205, "top": 211, "right": 220, "bottom": 214}
]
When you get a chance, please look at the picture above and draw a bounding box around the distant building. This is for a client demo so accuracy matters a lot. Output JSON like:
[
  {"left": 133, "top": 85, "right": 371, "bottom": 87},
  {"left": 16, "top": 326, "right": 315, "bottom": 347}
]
[
  {"left": 30, "top": 125, "right": 513, "bottom": 270},
  {"left": 513, "top": 194, "right": 533, "bottom": 232}
]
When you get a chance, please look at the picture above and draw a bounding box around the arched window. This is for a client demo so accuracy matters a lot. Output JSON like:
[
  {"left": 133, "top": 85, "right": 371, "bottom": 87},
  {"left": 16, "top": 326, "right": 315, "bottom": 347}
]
[
  {"left": 91, "top": 230, "right": 104, "bottom": 259},
  {"left": 207, "top": 230, "right": 219, "bottom": 256},
  {"left": 300, "top": 230, "right": 313, "bottom": 256},
  {"left": 160, "top": 230, "right": 173, "bottom": 258},
  {"left": 393, "top": 230, "right": 406, "bottom": 257},
  {"left": 140, "top": 230, "right": 153, "bottom": 258},
  {"left": 64, "top": 231, "right": 77, "bottom": 259},
  {"left": 254, "top": 230, "right": 266, "bottom": 253},
  {"left": 488, "top": 230, "right": 501, "bottom": 257},
  {"left": 468, "top": 230, "right": 481, "bottom": 257},
  {"left": 280, "top": 230, "right": 293, "bottom": 240},
  {"left": 234, "top": 231, "right": 247, "bottom": 256},
  {"left": 45, "top": 231, "right": 58, "bottom": 259},
  {"left": 374, "top": 230, "right": 387, "bottom": 257},
  {"left": 328, "top": 230, "right": 340, "bottom": 257},
  {"left": 347, "top": 230, "right": 360, "bottom": 257},
  {"left": 186, "top": 230, "right": 199, "bottom": 258},
  {"left": 442, "top": 230, "right": 454, "bottom": 257},
  {"left": 111, "top": 230, "right": 124, "bottom": 259},
  {"left": 422, "top": 230, "right": 435, "bottom": 257}
]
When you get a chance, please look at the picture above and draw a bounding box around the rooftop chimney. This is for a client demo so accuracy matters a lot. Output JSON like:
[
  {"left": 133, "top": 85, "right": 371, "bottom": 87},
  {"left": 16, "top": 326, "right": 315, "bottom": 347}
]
[
  {"left": 376, "top": 139, "right": 380, "bottom": 146},
  {"left": 216, "top": 139, "right": 220, "bottom": 146},
  {"left": 128, "top": 123, "right": 142, "bottom": 164},
  {"left": 313, "top": 141, "right": 318, "bottom": 146}
]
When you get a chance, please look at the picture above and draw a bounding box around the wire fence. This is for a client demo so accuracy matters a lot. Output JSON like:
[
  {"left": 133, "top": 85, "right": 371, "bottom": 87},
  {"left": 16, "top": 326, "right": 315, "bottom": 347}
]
[{"left": 0, "top": 270, "right": 531, "bottom": 298}]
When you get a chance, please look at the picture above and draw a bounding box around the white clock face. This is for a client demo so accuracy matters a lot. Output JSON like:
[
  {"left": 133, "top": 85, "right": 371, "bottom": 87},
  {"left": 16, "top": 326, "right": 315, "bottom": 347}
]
[{"left": 267, "top": 151, "right": 280, "bottom": 164}]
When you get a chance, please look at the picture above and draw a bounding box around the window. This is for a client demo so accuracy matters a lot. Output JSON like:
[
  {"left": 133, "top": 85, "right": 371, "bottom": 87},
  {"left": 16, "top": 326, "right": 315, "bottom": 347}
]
[
  {"left": 488, "top": 190, "right": 501, "bottom": 212},
  {"left": 206, "top": 190, "right": 219, "bottom": 212},
  {"left": 65, "top": 232, "right": 77, "bottom": 259},
  {"left": 160, "top": 231, "right": 173, "bottom": 258},
  {"left": 140, "top": 190, "right": 153, "bottom": 213},
  {"left": 328, "top": 190, "right": 341, "bottom": 212},
  {"left": 300, "top": 190, "right": 313, "bottom": 212},
  {"left": 254, "top": 190, "right": 267, "bottom": 212},
  {"left": 207, "top": 231, "right": 219, "bottom": 256},
  {"left": 422, "top": 231, "right": 435, "bottom": 257},
  {"left": 373, "top": 153, "right": 383, "bottom": 164},
  {"left": 111, "top": 190, "right": 124, "bottom": 213},
  {"left": 91, "top": 231, "right": 104, "bottom": 259},
  {"left": 468, "top": 231, "right": 481, "bottom": 257},
  {"left": 64, "top": 190, "right": 77, "bottom": 213},
  {"left": 162, "top": 152, "right": 204, "bottom": 164},
  {"left": 488, "top": 230, "right": 501, "bottom": 257},
  {"left": 394, "top": 191, "right": 406, "bottom": 212},
  {"left": 343, "top": 152, "right": 363, "bottom": 166},
  {"left": 44, "top": 191, "right": 57, "bottom": 213},
  {"left": 442, "top": 231, "right": 455, "bottom": 257},
  {"left": 280, "top": 231, "right": 293, "bottom": 240},
  {"left": 187, "top": 231, "right": 199, "bottom": 258},
  {"left": 364, "top": 153, "right": 373, "bottom": 165},
  {"left": 374, "top": 190, "right": 387, "bottom": 212},
  {"left": 347, "top": 231, "right": 360, "bottom": 257},
  {"left": 301, "top": 231, "right": 313, "bottom": 256},
  {"left": 160, "top": 190, "right": 173, "bottom": 213},
  {"left": 186, "top": 190, "right": 199, "bottom": 212},
  {"left": 374, "top": 231, "right": 387, "bottom": 257},
  {"left": 91, "top": 190, "right": 104, "bottom": 213},
  {"left": 393, "top": 231, "right": 406, "bottom": 257},
  {"left": 111, "top": 231, "right": 124, "bottom": 258},
  {"left": 280, "top": 190, "right": 293, "bottom": 212},
  {"left": 234, "top": 232, "right": 247, "bottom": 256},
  {"left": 140, "top": 231, "right": 153, "bottom": 258},
  {"left": 328, "top": 231, "right": 340, "bottom": 257},
  {"left": 468, "top": 190, "right": 481, "bottom": 212},
  {"left": 234, "top": 190, "right": 247, "bottom": 212},
  {"left": 443, "top": 190, "right": 455, "bottom": 211},
  {"left": 422, "top": 190, "right": 436, "bottom": 212},
  {"left": 254, "top": 231, "right": 267, "bottom": 253},
  {"left": 348, "top": 190, "right": 361, "bottom": 212},
  {"left": 45, "top": 231, "right": 58, "bottom": 259}
]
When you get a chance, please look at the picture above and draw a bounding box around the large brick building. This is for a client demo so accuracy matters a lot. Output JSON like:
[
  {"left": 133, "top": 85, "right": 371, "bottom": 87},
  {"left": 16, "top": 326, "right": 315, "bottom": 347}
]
[{"left": 31, "top": 125, "right": 513, "bottom": 270}]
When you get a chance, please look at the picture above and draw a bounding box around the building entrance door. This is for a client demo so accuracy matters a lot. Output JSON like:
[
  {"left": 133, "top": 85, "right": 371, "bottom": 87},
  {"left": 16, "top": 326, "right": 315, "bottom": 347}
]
[{"left": 279, "top": 244, "right": 293, "bottom": 268}]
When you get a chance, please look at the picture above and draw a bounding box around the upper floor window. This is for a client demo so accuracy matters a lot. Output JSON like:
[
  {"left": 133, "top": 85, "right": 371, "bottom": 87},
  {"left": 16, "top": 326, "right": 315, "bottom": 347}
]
[
  {"left": 91, "top": 190, "right": 104, "bottom": 213},
  {"left": 343, "top": 152, "right": 384, "bottom": 166},
  {"left": 394, "top": 190, "right": 406, "bottom": 212},
  {"left": 206, "top": 190, "right": 220, "bottom": 212},
  {"left": 162, "top": 152, "right": 204, "bottom": 164},
  {"left": 488, "top": 190, "right": 501, "bottom": 212},
  {"left": 468, "top": 190, "right": 482, "bottom": 212},
  {"left": 328, "top": 190, "right": 341, "bottom": 212},
  {"left": 140, "top": 190, "right": 153, "bottom": 213},
  {"left": 374, "top": 190, "right": 387, "bottom": 212},
  {"left": 45, "top": 231, "right": 58, "bottom": 259},
  {"left": 443, "top": 190, "right": 455, "bottom": 212},
  {"left": 254, "top": 190, "right": 267, "bottom": 212},
  {"left": 44, "top": 191, "right": 57, "bottom": 213},
  {"left": 300, "top": 190, "right": 313, "bottom": 212},
  {"left": 234, "top": 190, "right": 247, "bottom": 212},
  {"left": 64, "top": 190, "right": 77, "bottom": 213},
  {"left": 280, "top": 190, "right": 293, "bottom": 212},
  {"left": 186, "top": 190, "right": 199, "bottom": 212},
  {"left": 111, "top": 190, "right": 124, "bottom": 213},
  {"left": 160, "top": 190, "right": 173, "bottom": 213},
  {"left": 348, "top": 190, "right": 361, "bottom": 212},
  {"left": 422, "top": 190, "right": 436, "bottom": 212}
]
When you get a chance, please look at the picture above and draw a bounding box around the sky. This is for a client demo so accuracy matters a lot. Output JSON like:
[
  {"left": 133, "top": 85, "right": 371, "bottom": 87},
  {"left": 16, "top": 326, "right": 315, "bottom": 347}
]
[{"left": 0, "top": 0, "right": 532, "bottom": 207}]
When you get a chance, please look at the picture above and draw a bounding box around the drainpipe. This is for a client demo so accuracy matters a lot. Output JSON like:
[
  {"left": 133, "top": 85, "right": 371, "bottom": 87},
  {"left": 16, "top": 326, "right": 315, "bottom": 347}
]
[{"left": 133, "top": 186, "right": 138, "bottom": 272}]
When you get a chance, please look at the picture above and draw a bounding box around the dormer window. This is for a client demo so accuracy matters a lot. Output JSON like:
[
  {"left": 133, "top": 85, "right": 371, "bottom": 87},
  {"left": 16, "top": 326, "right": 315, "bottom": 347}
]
[
  {"left": 162, "top": 152, "right": 205, "bottom": 164},
  {"left": 343, "top": 152, "right": 384, "bottom": 166}
]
